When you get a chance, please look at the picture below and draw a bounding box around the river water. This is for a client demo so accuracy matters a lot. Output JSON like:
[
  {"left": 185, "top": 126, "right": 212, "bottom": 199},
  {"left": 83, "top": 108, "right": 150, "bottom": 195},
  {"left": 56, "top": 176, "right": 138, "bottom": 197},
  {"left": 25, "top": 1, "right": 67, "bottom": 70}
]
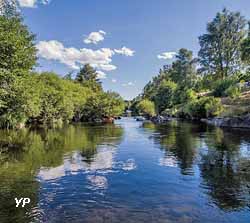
[{"left": 0, "top": 118, "right": 249, "bottom": 223}]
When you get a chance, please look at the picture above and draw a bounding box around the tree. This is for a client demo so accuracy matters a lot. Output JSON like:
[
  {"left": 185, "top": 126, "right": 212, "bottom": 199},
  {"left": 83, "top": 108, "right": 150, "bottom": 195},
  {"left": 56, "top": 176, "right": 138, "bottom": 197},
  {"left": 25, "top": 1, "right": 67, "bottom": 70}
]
[
  {"left": 81, "top": 91, "right": 125, "bottom": 121},
  {"left": 154, "top": 80, "right": 177, "bottom": 113},
  {"left": 198, "top": 8, "right": 246, "bottom": 79},
  {"left": 75, "top": 64, "right": 102, "bottom": 92},
  {"left": 0, "top": 0, "right": 19, "bottom": 18},
  {"left": 241, "top": 22, "right": 250, "bottom": 64},
  {"left": 137, "top": 99, "right": 156, "bottom": 117},
  {"left": 170, "top": 48, "right": 197, "bottom": 88},
  {"left": 0, "top": 15, "right": 37, "bottom": 72},
  {"left": 143, "top": 65, "right": 172, "bottom": 100}
]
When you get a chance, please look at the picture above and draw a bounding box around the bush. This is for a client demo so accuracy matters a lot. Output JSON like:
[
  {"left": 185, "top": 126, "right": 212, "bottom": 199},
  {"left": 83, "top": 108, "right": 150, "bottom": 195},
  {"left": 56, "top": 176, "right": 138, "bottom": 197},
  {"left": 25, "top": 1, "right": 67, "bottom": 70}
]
[
  {"left": 173, "top": 87, "right": 197, "bottom": 105},
  {"left": 213, "top": 78, "right": 237, "bottom": 97},
  {"left": 225, "top": 85, "right": 240, "bottom": 99},
  {"left": 137, "top": 99, "right": 156, "bottom": 117},
  {"left": 185, "top": 97, "right": 223, "bottom": 119}
]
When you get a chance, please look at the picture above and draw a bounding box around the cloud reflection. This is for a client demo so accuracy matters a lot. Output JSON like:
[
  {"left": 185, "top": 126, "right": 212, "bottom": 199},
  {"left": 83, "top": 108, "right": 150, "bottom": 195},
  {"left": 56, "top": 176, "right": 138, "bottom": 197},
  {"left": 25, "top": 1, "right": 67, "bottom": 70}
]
[
  {"left": 159, "top": 156, "right": 178, "bottom": 167},
  {"left": 37, "top": 146, "right": 137, "bottom": 182}
]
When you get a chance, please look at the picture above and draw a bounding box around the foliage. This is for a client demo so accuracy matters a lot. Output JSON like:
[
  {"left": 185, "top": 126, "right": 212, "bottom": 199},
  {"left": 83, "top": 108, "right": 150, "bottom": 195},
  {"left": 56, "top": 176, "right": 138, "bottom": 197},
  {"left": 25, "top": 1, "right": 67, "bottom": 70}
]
[
  {"left": 0, "top": 0, "right": 19, "bottom": 18},
  {"left": 0, "top": 13, "right": 125, "bottom": 128},
  {"left": 241, "top": 22, "right": 250, "bottom": 64},
  {"left": 136, "top": 99, "right": 156, "bottom": 117},
  {"left": 198, "top": 8, "right": 246, "bottom": 78},
  {"left": 75, "top": 64, "right": 102, "bottom": 92},
  {"left": 154, "top": 80, "right": 177, "bottom": 113},
  {"left": 185, "top": 97, "right": 223, "bottom": 119},
  {"left": 212, "top": 78, "right": 237, "bottom": 97},
  {"left": 81, "top": 91, "right": 125, "bottom": 121},
  {"left": 170, "top": 48, "right": 197, "bottom": 88},
  {"left": 0, "top": 16, "right": 37, "bottom": 72},
  {"left": 225, "top": 85, "right": 241, "bottom": 99},
  {"left": 0, "top": 69, "right": 34, "bottom": 128}
]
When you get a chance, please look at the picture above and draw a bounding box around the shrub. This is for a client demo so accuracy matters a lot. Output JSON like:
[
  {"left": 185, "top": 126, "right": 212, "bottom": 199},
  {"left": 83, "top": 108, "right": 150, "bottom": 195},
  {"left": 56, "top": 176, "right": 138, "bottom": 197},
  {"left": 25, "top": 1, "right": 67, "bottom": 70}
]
[
  {"left": 213, "top": 78, "right": 237, "bottom": 97},
  {"left": 225, "top": 85, "right": 240, "bottom": 99},
  {"left": 204, "top": 97, "right": 224, "bottom": 117},
  {"left": 137, "top": 99, "right": 156, "bottom": 117},
  {"left": 173, "top": 87, "right": 197, "bottom": 105},
  {"left": 186, "top": 97, "right": 223, "bottom": 119}
]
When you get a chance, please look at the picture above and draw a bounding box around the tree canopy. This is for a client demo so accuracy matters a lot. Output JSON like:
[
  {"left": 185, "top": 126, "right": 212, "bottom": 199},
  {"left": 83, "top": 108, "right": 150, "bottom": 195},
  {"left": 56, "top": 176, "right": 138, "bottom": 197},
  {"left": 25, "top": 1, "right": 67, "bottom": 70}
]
[
  {"left": 132, "top": 8, "right": 250, "bottom": 120},
  {"left": 0, "top": 10, "right": 125, "bottom": 128},
  {"left": 198, "top": 8, "right": 246, "bottom": 79}
]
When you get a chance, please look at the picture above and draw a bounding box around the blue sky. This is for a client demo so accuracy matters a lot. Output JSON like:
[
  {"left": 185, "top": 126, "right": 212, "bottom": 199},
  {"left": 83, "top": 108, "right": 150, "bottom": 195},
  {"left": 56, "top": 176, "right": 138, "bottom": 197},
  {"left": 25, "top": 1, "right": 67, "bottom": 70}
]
[{"left": 19, "top": 0, "right": 250, "bottom": 99}]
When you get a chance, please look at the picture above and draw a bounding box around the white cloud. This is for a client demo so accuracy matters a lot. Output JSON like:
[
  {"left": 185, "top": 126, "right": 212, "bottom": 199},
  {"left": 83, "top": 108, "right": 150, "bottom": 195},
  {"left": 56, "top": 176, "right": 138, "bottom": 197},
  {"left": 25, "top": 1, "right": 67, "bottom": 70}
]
[
  {"left": 157, "top": 51, "right": 176, "bottom": 60},
  {"left": 114, "top": 47, "right": 135, "bottom": 56},
  {"left": 37, "top": 40, "right": 135, "bottom": 76},
  {"left": 122, "top": 81, "right": 134, "bottom": 87},
  {"left": 18, "top": 0, "right": 36, "bottom": 7},
  {"left": 95, "top": 64, "right": 117, "bottom": 71},
  {"left": 84, "top": 30, "right": 106, "bottom": 45},
  {"left": 18, "top": 0, "right": 49, "bottom": 8},
  {"left": 36, "top": 40, "right": 116, "bottom": 70},
  {"left": 96, "top": 71, "right": 107, "bottom": 79},
  {"left": 111, "top": 79, "right": 117, "bottom": 83}
]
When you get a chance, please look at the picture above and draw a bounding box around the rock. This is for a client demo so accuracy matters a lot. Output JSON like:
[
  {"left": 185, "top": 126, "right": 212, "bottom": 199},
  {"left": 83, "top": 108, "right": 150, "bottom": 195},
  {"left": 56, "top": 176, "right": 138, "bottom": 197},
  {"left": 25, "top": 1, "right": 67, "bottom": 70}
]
[
  {"left": 151, "top": 115, "right": 169, "bottom": 124},
  {"left": 136, "top": 116, "right": 146, "bottom": 121},
  {"left": 201, "top": 114, "right": 250, "bottom": 129}
]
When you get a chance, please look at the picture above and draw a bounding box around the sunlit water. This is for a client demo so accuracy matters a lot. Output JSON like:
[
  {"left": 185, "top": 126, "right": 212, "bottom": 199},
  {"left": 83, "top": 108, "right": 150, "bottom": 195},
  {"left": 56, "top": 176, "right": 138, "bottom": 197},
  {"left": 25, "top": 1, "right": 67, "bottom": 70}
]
[{"left": 0, "top": 118, "right": 249, "bottom": 223}]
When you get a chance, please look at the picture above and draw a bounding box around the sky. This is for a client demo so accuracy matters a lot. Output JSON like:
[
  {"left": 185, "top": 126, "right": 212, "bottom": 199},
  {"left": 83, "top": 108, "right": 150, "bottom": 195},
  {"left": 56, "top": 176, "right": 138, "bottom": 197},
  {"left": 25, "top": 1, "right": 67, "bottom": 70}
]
[{"left": 18, "top": 0, "right": 250, "bottom": 100}]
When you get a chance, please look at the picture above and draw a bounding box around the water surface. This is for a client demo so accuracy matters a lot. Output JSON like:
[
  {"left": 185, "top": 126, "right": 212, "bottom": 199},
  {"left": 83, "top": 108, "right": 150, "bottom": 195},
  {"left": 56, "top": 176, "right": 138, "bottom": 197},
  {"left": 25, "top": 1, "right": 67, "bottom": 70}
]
[{"left": 0, "top": 118, "right": 249, "bottom": 222}]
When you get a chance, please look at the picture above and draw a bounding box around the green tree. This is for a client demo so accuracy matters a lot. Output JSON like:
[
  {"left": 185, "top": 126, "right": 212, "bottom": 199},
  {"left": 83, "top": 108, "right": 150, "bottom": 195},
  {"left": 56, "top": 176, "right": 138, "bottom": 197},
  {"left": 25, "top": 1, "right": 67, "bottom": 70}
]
[
  {"left": 143, "top": 65, "right": 172, "bottom": 100},
  {"left": 0, "top": 0, "right": 19, "bottom": 18},
  {"left": 75, "top": 64, "right": 102, "bottom": 92},
  {"left": 170, "top": 48, "right": 197, "bottom": 87},
  {"left": 198, "top": 8, "right": 246, "bottom": 79},
  {"left": 0, "top": 69, "right": 28, "bottom": 128},
  {"left": 241, "top": 22, "right": 250, "bottom": 64},
  {"left": 35, "top": 72, "right": 76, "bottom": 125},
  {"left": 81, "top": 91, "right": 125, "bottom": 121},
  {"left": 137, "top": 99, "right": 156, "bottom": 117},
  {"left": 154, "top": 80, "right": 177, "bottom": 113},
  {"left": 0, "top": 15, "right": 37, "bottom": 72}
]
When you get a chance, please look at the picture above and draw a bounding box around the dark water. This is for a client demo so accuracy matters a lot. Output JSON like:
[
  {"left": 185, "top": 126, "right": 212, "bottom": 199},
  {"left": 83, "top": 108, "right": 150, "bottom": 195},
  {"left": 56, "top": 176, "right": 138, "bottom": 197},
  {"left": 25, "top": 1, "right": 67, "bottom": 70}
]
[{"left": 0, "top": 118, "right": 249, "bottom": 223}]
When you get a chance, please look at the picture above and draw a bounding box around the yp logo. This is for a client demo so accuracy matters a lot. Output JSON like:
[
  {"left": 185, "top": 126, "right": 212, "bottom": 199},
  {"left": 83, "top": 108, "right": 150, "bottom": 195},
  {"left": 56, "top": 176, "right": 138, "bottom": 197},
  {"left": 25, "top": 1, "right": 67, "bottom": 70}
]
[{"left": 15, "top": 198, "right": 31, "bottom": 207}]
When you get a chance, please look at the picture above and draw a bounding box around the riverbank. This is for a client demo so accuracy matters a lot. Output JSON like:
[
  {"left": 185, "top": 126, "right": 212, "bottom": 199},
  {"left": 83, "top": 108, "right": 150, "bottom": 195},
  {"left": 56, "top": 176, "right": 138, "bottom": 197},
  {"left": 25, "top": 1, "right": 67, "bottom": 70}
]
[
  {"left": 201, "top": 114, "right": 250, "bottom": 129},
  {"left": 147, "top": 113, "right": 250, "bottom": 129}
]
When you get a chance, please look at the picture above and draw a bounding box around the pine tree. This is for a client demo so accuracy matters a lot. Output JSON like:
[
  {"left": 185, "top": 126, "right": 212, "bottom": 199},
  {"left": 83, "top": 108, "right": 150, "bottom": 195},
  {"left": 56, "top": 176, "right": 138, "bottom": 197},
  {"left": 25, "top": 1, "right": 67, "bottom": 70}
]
[{"left": 75, "top": 64, "right": 102, "bottom": 92}]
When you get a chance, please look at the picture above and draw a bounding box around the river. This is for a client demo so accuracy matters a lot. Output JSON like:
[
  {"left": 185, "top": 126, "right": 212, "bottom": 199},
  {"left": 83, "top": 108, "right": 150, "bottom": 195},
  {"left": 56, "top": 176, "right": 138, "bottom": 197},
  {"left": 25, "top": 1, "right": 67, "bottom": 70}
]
[{"left": 0, "top": 118, "right": 249, "bottom": 223}]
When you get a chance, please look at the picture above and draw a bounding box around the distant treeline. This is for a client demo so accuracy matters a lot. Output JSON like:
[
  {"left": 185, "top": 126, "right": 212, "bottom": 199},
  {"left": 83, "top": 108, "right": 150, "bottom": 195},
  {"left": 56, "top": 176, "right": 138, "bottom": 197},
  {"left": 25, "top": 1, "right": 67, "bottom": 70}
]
[
  {"left": 0, "top": 2, "right": 125, "bottom": 128},
  {"left": 132, "top": 8, "right": 250, "bottom": 119}
]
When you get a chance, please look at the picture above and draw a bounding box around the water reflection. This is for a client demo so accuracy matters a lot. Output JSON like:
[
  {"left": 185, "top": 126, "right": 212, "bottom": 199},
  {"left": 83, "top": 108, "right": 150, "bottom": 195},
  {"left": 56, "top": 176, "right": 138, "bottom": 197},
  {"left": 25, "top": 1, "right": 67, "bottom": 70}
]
[
  {"left": 0, "top": 124, "right": 124, "bottom": 222},
  {"left": 0, "top": 120, "right": 250, "bottom": 222},
  {"left": 143, "top": 121, "right": 203, "bottom": 175},
  {"left": 144, "top": 121, "right": 250, "bottom": 212},
  {"left": 200, "top": 128, "right": 250, "bottom": 211}
]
